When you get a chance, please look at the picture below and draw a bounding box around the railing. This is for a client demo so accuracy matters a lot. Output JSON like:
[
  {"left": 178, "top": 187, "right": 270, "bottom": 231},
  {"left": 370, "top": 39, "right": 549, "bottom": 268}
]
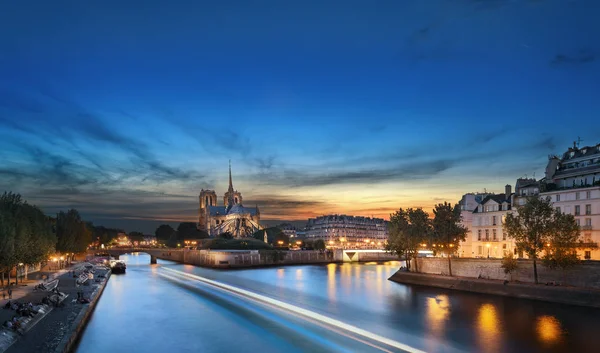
[{"left": 581, "top": 225, "right": 593, "bottom": 230}]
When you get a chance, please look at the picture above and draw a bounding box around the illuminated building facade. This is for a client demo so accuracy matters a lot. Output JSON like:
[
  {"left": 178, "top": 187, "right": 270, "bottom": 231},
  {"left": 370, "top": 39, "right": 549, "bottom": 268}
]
[
  {"left": 305, "top": 214, "right": 388, "bottom": 249},
  {"left": 542, "top": 142, "right": 600, "bottom": 260}
]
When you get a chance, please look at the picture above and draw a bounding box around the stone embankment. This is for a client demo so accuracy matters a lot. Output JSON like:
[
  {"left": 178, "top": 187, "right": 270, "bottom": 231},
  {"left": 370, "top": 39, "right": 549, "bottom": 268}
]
[
  {"left": 389, "top": 271, "right": 600, "bottom": 308},
  {"left": 412, "top": 257, "right": 600, "bottom": 289},
  {"left": 2, "top": 263, "right": 111, "bottom": 353},
  {"left": 152, "top": 249, "right": 398, "bottom": 268}
]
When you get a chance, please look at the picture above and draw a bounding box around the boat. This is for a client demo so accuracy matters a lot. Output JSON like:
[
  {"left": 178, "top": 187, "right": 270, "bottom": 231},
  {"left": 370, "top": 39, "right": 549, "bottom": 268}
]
[{"left": 110, "top": 260, "right": 126, "bottom": 274}]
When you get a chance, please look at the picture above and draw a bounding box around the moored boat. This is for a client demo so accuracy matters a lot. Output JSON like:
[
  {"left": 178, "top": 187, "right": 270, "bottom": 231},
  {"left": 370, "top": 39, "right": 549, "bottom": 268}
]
[{"left": 110, "top": 260, "right": 127, "bottom": 274}]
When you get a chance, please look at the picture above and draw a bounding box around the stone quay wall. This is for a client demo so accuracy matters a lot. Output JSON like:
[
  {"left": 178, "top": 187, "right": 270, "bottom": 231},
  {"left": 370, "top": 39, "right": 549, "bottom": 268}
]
[
  {"left": 181, "top": 249, "right": 340, "bottom": 268},
  {"left": 413, "top": 257, "right": 600, "bottom": 289},
  {"left": 389, "top": 271, "right": 600, "bottom": 308}
]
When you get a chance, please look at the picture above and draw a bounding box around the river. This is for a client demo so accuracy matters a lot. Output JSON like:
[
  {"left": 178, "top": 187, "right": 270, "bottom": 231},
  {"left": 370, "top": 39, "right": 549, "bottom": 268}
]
[{"left": 76, "top": 253, "right": 600, "bottom": 353}]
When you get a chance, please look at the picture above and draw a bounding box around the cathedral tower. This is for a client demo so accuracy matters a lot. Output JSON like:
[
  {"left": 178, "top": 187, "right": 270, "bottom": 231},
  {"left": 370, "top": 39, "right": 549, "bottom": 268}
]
[{"left": 199, "top": 189, "right": 217, "bottom": 230}]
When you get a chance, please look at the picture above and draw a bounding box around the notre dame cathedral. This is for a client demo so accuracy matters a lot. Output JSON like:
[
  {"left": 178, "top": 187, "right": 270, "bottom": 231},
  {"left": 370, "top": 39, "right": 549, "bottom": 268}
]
[{"left": 198, "top": 162, "right": 261, "bottom": 237}]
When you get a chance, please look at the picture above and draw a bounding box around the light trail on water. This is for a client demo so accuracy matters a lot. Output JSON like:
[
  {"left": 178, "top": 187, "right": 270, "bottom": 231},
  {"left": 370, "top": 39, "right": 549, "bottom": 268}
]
[{"left": 160, "top": 267, "right": 427, "bottom": 353}]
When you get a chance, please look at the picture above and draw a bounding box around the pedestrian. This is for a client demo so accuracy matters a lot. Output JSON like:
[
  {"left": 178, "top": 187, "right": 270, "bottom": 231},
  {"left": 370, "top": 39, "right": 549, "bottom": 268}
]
[{"left": 8, "top": 287, "right": 12, "bottom": 299}]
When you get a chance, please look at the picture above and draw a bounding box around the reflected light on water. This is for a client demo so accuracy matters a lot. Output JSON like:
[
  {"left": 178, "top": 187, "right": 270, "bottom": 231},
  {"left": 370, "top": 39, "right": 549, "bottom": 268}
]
[
  {"left": 537, "top": 315, "right": 563, "bottom": 345},
  {"left": 477, "top": 303, "right": 501, "bottom": 352},
  {"left": 426, "top": 295, "right": 449, "bottom": 337},
  {"left": 327, "top": 264, "right": 336, "bottom": 302}
]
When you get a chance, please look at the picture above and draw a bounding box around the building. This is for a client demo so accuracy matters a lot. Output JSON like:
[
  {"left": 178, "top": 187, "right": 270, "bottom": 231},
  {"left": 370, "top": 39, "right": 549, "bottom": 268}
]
[
  {"left": 470, "top": 185, "right": 515, "bottom": 258},
  {"left": 198, "top": 162, "right": 261, "bottom": 237},
  {"left": 304, "top": 214, "right": 388, "bottom": 249},
  {"left": 513, "top": 178, "right": 540, "bottom": 206},
  {"left": 277, "top": 223, "right": 298, "bottom": 238},
  {"left": 541, "top": 142, "right": 600, "bottom": 260},
  {"left": 457, "top": 192, "right": 491, "bottom": 257}
]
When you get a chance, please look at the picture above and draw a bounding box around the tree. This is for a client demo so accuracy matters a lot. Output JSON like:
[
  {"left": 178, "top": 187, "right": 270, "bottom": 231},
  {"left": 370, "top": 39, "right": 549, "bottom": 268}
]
[
  {"left": 542, "top": 211, "right": 594, "bottom": 270},
  {"left": 155, "top": 224, "right": 176, "bottom": 242},
  {"left": 501, "top": 253, "right": 519, "bottom": 281},
  {"left": 177, "top": 222, "right": 209, "bottom": 240},
  {"left": 0, "top": 192, "right": 56, "bottom": 284},
  {"left": 218, "top": 232, "right": 234, "bottom": 239},
  {"left": 386, "top": 208, "right": 431, "bottom": 271},
  {"left": 503, "top": 195, "right": 585, "bottom": 284},
  {"left": 56, "top": 209, "right": 92, "bottom": 254},
  {"left": 252, "top": 227, "right": 289, "bottom": 246},
  {"left": 128, "top": 231, "right": 145, "bottom": 243},
  {"left": 313, "top": 239, "right": 326, "bottom": 250},
  {"left": 432, "top": 202, "right": 467, "bottom": 277}
]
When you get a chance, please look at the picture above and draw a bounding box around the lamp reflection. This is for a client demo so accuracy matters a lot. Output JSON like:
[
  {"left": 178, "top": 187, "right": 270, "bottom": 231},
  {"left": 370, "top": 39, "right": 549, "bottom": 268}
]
[
  {"left": 537, "top": 315, "right": 563, "bottom": 345},
  {"left": 477, "top": 303, "right": 500, "bottom": 352},
  {"left": 327, "top": 264, "right": 336, "bottom": 302},
  {"left": 426, "top": 295, "right": 449, "bottom": 337}
]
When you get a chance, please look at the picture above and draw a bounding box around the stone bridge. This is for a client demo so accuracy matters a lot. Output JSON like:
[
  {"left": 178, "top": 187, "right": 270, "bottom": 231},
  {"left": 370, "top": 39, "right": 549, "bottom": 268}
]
[
  {"left": 88, "top": 248, "right": 185, "bottom": 264},
  {"left": 88, "top": 248, "right": 397, "bottom": 268}
]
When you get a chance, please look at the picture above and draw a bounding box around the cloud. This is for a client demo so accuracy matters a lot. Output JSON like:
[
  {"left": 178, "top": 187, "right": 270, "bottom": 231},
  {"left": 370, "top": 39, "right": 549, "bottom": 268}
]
[
  {"left": 254, "top": 159, "right": 455, "bottom": 187},
  {"left": 551, "top": 50, "right": 595, "bottom": 66}
]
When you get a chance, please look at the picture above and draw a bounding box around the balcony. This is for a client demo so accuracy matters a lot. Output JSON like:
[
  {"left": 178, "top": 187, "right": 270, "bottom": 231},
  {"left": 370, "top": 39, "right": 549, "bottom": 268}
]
[{"left": 581, "top": 225, "right": 593, "bottom": 230}]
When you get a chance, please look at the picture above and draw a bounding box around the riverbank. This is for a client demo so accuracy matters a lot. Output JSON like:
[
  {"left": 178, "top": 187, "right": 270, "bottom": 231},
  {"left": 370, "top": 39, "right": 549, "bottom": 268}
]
[
  {"left": 389, "top": 270, "right": 600, "bottom": 308},
  {"left": 3, "top": 264, "right": 111, "bottom": 353}
]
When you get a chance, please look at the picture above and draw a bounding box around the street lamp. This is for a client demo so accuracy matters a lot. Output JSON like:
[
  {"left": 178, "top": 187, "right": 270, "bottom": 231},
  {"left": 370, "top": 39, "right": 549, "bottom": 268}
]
[{"left": 486, "top": 243, "right": 491, "bottom": 258}]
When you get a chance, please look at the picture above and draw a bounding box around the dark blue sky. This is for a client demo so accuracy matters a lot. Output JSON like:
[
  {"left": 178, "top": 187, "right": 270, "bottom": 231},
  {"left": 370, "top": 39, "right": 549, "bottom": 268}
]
[{"left": 1, "top": 0, "right": 599, "bottom": 233}]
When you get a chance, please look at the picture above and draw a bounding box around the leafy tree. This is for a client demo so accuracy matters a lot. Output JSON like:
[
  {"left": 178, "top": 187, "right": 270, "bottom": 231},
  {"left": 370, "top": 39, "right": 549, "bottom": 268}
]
[
  {"left": 542, "top": 211, "right": 595, "bottom": 270},
  {"left": 218, "top": 232, "right": 234, "bottom": 239},
  {"left": 177, "top": 222, "right": 209, "bottom": 240},
  {"left": 252, "top": 227, "right": 289, "bottom": 245},
  {"left": 155, "top": 224, "right": 176, "bottom": 242},
  {"left": 0, "top": 209, "right": 16, "bottom": 286},
  {"left": 504, "top": 195, "right": 587, "bottom": 284},
  {"left": 0, "top": 192, "right": 55, "bottom": 284},
  {"left": 90, "top": 225, "right": 122, "bottom": 246},
  {"left": 501, "top": 253, "right": 519, "bottom": 281},
  {"left": 432, "top": 202, "right": 467, "bottom": 276},
  {"left": 56, "top": 209, "right": 92, "bottom": 254},
  {"left": 128, "top": 231, "right": 145, "bottom": 243},
  {"left": 313, "top": 239, "right": 326, "bottom": 250},
  {"left": 387, "top": 208, "right": 431, "bottom": 271}
]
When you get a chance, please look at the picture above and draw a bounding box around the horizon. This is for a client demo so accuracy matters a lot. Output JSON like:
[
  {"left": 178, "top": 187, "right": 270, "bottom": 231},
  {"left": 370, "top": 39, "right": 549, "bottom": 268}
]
[{"left": 2, "top": 1, "right": 600, "bottom": 234}]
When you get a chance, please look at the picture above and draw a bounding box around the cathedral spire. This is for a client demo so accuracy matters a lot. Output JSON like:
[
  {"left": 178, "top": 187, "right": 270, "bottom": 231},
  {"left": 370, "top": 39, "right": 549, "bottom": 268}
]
[{"left": 228, "top": 159, "right": 234, "bottom": 193}]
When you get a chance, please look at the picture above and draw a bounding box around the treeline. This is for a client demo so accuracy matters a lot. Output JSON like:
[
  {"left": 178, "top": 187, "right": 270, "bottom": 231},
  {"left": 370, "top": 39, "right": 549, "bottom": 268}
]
[
  {"left": 386, "top": 202, "right": 467, "bottom": 275},
  {"left": 0, "top": 192, "right": 94, "bottom": 286},
  {"left": 154, "top": 223, "right": 210, "bottom": 247}
]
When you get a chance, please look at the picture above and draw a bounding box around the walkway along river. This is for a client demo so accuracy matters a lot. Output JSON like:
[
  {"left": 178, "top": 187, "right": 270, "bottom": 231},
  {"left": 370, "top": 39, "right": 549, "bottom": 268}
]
[{"left": 75, "top": 253, "right": 600, "bottom": 353}]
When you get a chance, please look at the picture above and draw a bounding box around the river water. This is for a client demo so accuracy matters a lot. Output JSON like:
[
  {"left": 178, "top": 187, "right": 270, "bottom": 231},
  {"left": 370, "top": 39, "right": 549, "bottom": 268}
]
[{"left": 76, "top": 253, "right": 600, "bottom": 353}]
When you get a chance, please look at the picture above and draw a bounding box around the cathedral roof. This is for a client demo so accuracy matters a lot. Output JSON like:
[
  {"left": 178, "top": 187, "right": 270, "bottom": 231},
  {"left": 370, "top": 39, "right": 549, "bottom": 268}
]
[{"left": 207, "top": 204, "right": 258, "bottom": 216}]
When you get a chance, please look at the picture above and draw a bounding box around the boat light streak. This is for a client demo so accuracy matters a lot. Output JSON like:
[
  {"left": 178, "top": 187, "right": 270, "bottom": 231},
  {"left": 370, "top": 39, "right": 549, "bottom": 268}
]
[{"left": 161, "top": 267, "right": 426, "bottom": 353}]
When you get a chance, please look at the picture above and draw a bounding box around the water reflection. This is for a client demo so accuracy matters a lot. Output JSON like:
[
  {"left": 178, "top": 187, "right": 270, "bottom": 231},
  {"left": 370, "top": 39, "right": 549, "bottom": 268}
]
[
  {"left": 537, "top": 315, "right": 563, "bottom": 346},
  {"left": 327, "top": 264, "right": 336, "bottom": 302},
  {"left": 477, "top": 303, "right": 501, "bottom": 353},
  {"left": 79, "top": 255, "right": 600, "bottom": 353},
  {"left": 426, "top": 294, "right": 450, "bottom": 337}
]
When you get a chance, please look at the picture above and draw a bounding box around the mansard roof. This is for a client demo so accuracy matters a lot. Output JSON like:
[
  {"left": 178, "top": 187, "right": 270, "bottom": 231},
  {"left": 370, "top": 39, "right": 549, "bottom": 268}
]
[
  {"left": 561, "top": 144, "right": 600, "bottom": 161},
  {"left": 472, "top": 193, "right": 512, "bottom": 213}
]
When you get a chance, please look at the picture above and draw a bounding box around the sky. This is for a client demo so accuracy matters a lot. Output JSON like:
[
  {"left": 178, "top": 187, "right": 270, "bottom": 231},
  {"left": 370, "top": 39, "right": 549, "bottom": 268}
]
[{"left": 1, "top": 0, "right": 599, "bottom": 233}]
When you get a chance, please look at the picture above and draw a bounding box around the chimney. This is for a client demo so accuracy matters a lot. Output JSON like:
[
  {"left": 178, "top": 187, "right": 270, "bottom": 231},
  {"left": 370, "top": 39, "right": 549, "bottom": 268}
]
[{"left": 505, "top": 184, "right": 512, "bottom": 197}]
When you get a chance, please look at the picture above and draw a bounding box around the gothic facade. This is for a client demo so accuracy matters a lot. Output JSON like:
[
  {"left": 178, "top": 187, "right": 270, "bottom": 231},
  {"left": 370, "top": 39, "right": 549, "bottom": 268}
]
[{"left": 198, "top": 163, "right": 261, "bottom": 237}]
